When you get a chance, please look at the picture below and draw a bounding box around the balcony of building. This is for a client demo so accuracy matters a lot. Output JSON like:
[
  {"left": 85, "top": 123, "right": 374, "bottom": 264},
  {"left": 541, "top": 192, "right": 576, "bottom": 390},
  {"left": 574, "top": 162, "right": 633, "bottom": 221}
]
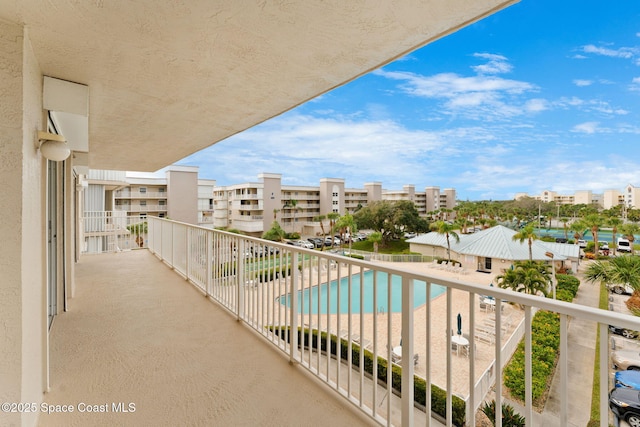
[
  {"left": 40, "top": 249, "right": 379, "bottom": 426},
  {"left": 62, "top": 217, "right": 640, "bottom": 427}
]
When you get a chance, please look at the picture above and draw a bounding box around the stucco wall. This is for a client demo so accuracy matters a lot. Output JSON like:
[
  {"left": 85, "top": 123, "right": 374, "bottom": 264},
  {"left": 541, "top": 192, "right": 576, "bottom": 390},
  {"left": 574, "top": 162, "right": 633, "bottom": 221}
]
[
  {"left": 0, "top": 19, "right": 26, "bottom": 426},
  {"left": 21, "top": 26, "right": 45, "bottom": 427},
  {"left": 0, "top": 21, "right": 45, "bottom": 427},
  {"left": 166, "top": 169, "right": 198, "bottom": 224}
]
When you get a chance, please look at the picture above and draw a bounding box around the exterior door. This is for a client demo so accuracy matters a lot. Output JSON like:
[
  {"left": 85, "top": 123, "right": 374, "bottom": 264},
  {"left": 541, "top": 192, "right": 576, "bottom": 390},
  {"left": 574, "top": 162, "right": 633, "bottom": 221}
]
[{"left": 47, "top": 160, "right": 57, "bottom": 329}]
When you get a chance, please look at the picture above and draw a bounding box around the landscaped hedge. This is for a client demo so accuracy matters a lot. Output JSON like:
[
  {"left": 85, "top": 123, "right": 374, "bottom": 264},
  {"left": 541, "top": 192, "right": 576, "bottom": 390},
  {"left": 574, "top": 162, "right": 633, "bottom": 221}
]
[
  {"left": 503, "top": 274, "right": 580, "bottom": 405},
  {"left": 503, "top": 310, "right": 560, "bottom": 403},
  {"left": 248, "top": 265, "right": 293, "bottom": 282},
  {"left": 271, "top": 327, "right": 466, "bottom": 426}
]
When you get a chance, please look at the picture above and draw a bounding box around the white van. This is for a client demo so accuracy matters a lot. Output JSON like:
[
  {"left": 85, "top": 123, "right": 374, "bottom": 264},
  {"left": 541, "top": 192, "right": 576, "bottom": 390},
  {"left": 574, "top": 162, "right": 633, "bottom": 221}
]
[{"left": 618, "top": 237, "right": 632, "bottom": 253}]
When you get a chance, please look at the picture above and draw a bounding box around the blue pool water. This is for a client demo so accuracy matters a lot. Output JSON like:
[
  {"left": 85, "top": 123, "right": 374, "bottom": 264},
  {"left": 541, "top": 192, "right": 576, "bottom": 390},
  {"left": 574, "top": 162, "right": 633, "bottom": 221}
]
[{"left": 278, "top": 270, "right": 446, "bottom": 314}]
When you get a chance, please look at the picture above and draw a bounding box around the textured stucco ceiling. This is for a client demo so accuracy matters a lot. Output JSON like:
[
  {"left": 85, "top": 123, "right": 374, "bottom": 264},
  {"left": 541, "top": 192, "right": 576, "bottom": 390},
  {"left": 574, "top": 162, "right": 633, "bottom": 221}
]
[{"left": 0, "top": 0, "right": 517, "bottom": 171}]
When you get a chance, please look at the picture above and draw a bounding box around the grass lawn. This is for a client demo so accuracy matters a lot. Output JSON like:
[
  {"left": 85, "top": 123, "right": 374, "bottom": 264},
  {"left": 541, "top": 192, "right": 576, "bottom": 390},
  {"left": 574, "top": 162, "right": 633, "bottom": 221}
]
[{"left": 588, "top": 282, "right": 610, "bottom": 426}]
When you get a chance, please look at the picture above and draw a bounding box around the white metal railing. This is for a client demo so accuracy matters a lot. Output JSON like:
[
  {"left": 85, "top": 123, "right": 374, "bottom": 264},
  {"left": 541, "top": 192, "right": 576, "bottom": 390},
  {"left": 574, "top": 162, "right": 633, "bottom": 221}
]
[
  {"left": 81, "top": 211, "right": 148, "bottom": 253},
  {"left": 146, "top": 217, "right": 639, "bottom": 427}
]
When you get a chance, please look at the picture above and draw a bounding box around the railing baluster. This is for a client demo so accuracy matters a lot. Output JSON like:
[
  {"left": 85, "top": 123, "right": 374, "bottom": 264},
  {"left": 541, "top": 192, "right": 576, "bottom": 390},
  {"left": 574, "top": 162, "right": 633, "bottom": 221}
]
[
  {"left": 560, "top": 314, "right": 568, "bottom": 426},
  {"left": 599, "top": 322, "right": 609, "bottom": 427},
  {"left": 401, "top": 275, "right": 414, "bottom": 427},
  {"left": 446, "top": 288, "right": 453, "bottom": 427},
  {"left": 524, "top": 306, "right": 533, "bottom": 426},
  {"left": 495, "top": 297, "right": 502, "bottom": 427}
]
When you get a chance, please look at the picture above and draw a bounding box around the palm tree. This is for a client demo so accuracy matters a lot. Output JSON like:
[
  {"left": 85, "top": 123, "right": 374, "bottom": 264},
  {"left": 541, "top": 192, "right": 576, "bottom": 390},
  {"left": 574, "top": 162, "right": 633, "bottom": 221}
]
[
  {"left": 607, "top": 216, "right": 623, "bottom": 256},
  {"left": 430, "top": 220, "right": 460, "bottom": 263},
  {"left": 327, "top": 212, "right": 340, "bottom": 246},
  {"left": 584, "top": 255, "right": 640, "bottom": 292},
  {"left": 313, "top": 214, "right": 327, "bottom": 251},
  {"left": 288, "top": 199, "right": 300, "bottom": 233},
  {"left": 512, "top": 224, "right": 538, "bottom": 261},
  {"left": 334, "top": 213, "right": 357, "bottom": 252},
  {"left": 580, "top": 213, "right": 605, "bottom": 254},
  {"left": 497, "top": 264, "right": 549, "bottom": 296},
  {"left": 621, "top": 223, "right": 640, "bottom": 250},
  {"left": 570, "top": 220, "right": 585, "bottom": 244},
  {"left": 560, "top": 217, "right": 569, "bottom": 240},
  {"left": 368, "top": 231, "right": 382, "bottom": 256}
]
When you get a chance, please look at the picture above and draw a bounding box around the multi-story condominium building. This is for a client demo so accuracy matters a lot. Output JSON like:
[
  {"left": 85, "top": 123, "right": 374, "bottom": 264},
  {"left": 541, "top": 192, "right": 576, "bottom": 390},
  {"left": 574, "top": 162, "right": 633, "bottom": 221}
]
[
  {"left": 514, "top": 187, "right": 640, "bottom": 210},
  {"left": 82, "top": 166, "right": 216, "bottom": 252},
  {"left": 212, "top": 173, "right": 456, "bottom": 236},
  {"left": 86, "top": 165, "right": 216, "bottom": 225}
]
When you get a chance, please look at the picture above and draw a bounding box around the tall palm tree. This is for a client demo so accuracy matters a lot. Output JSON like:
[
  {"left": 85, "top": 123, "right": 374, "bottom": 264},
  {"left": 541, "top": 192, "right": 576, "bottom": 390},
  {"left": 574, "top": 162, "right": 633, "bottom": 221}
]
[
  {"left": 560, "top": 217, "right": 569, "bottom": 240},
  {"left": 620, "top": 223, "right": 640, "bottom": 250},
  {"left": 607, "top": 216, "right": 623, "bottom": 256},
  {"left": 512, "top": 224, "right": 537, "bottom": 261},
  {"left": 288, "top": 199, "right": 300, "bottom": 233},
  {"left": 334, "top": 213, "right": 357, "bottom": 252},
  {"left": 368, "top": 231, "right": 382, "bottom": 256},
  {"left": 580, "top": 213, "right": 605, "bottom": 254},
  {"left": 430, "top": 220, "right": 460, "bottom": 263},
  {"left": 313, "top": 214, "right": 327, "bottom": 250}
]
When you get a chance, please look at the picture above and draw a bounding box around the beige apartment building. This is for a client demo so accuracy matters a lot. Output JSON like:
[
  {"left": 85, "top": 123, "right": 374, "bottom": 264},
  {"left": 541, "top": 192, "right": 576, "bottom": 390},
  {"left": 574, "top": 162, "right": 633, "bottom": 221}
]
[
  {"left": 514, "top": 186, "right": 640, "bottom": 210},
  {"left": 213, "top": 173, "right": 456, "bottom": 236},
  {"left": 86, "top": 166, "right": 216, "bottom": 225},
  {"left": 82, "top": 167, "right": 216, "bottom": 252}
]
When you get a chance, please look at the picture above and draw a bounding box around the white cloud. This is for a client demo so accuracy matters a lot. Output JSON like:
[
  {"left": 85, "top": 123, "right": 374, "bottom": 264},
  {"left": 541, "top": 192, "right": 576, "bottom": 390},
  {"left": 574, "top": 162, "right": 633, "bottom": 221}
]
[
  {"left": 582, "top": 44, "right": 635, "bottom": 59},
  {"left": 572, "top": 122, "right": 599, "bottom": 134},
  {"left": 471, "top": 53, "right": 512, "bottom": 74},
  {"left": 573, "top": 79, "right": 592, "bottom": 87}
]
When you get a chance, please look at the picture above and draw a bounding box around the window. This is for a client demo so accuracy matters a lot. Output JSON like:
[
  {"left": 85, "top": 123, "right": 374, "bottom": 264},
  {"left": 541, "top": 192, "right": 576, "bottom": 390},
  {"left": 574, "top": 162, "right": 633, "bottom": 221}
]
[
  {"left": 158, "top": 213, "right": 165, "bottom": 218},
  {"left": 139, "top": 187, "right": 147, "bottom": 194},
  {"left": 159, "top": 188, "right": 165, "bottom": 193},
  {"left": 140, "top": 200, "right": 147, "bottom": 206},
  {"left": 158, "top": 200, "right": 166, "bottom": 206}
]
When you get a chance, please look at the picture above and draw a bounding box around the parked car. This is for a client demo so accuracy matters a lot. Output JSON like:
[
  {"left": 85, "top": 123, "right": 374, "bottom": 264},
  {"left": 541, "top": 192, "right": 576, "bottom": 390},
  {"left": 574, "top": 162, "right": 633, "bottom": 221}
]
[
  {"left": 555, "top": 237, "right": 568, "bottom": 243},
  {"left": 610, "top": 387, "right": 640, "bottom": 425},
  {"left": 578, "top": 239, "right": 587, "bottom": 249},
  {"left": 307, "top": 238, "right": 323, "bottom": 248},
  {"left": 610, "top": 325, "right": 639, "bottom": 339},
  {"left": 618, "top": 238, "right": 633, "bottom": 253},
  {"left": 615, "top": 370, "right": 640, "bottom": 389},
  {"left": 612, "top": 349, "right": 640, "bottom": 370},
  {"left": 297, "top": 240, "right": 314, "bottom": 249},
  {"left": 609, "top": 283, "right": 635, "bottom": 295}
]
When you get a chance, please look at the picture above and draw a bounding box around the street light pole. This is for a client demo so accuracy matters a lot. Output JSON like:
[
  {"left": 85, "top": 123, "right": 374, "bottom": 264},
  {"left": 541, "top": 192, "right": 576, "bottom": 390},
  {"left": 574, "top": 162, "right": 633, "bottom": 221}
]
[{"left": 545, "top": 251, "right": 556, "bottom": 299}]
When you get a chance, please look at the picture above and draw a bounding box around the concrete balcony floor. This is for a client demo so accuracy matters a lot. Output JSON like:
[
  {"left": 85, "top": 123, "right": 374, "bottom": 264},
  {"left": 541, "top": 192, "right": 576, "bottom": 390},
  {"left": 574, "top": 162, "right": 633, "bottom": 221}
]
[{"left": 40, "top": 250, "right": 377, "bottom": 426}]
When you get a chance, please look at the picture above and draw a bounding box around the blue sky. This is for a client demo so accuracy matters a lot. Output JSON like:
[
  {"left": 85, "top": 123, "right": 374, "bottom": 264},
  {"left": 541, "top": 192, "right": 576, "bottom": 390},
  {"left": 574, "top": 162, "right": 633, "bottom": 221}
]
[{"left": 179, "top": 0, "right": 640, "bottom": 201}]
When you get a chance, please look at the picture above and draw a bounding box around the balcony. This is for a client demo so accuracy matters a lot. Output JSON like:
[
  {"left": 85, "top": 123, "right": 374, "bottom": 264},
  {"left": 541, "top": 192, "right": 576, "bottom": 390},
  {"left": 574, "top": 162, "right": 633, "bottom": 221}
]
[
  {"left": 40, "top": 250, "right": 375, "bottom": 426},
  {"left": 50, "top": 217, "right": 640, "bottom": 426}
]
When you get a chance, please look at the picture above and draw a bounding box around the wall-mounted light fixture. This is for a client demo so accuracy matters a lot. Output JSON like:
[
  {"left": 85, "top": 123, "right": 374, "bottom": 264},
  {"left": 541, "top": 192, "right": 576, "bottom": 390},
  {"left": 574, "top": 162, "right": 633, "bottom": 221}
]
[{"left": 37, "top": 131, "right": 70, "bottom": 161}]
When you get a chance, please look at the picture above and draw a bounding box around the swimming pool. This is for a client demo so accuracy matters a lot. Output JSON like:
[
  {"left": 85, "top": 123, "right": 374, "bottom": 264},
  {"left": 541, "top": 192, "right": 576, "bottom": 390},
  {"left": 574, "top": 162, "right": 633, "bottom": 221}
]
[{"left": 278, "top": 270, "right": 446, "bottom": 314}]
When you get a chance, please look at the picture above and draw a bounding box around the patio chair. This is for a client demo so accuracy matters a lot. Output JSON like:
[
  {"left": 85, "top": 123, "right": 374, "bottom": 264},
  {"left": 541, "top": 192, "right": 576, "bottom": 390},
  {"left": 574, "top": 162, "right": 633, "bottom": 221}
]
[{"left": 479, "top": 300, "right": 489, "bottom": 312}]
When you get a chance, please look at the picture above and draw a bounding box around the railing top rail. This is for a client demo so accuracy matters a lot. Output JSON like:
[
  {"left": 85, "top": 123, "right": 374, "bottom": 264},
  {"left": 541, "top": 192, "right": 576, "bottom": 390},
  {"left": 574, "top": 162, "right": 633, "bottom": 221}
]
[{"left": 147, "top": 216, "right": 640, "bottom": 331}]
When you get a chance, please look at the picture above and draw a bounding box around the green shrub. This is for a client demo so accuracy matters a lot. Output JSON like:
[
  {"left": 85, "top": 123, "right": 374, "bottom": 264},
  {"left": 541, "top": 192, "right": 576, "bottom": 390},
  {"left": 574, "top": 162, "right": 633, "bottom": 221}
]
[
  {"left": 247, "top": 265, "right": 292, "bottom": 282},
  {"left": 504, "top": 309, "right": 561, "bottom": 404},
  {"left": 481, "top": 400, "right": 526, "bottom": 427},
  {"left": 556, "top": 274, "right": 580, "bottom": 297},
  {"left": 271, "top": 326, "right": 466, "bottom": 426},
  {"left": 555, "top": 289, "right": 573, "bottom": 302},
  {"left": 347, "top": 253, "right": 365, "bottom": 260}
]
